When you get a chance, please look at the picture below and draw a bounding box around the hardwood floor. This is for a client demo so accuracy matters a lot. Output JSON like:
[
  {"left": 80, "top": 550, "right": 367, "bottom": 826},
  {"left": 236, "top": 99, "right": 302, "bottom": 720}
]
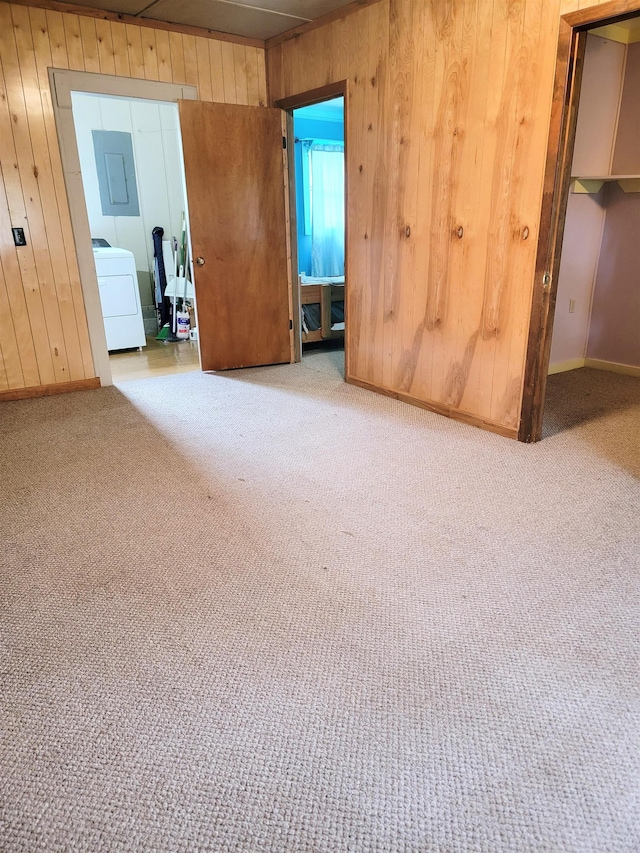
[{"left": 109, "top": 336, "right": 201, "bottom": 383}]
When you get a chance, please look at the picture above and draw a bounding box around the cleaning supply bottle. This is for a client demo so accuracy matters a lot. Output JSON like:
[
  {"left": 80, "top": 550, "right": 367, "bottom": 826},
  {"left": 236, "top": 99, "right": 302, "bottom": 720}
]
[{"left": 176, "top": 310, "right": 190, "bottom": 339}]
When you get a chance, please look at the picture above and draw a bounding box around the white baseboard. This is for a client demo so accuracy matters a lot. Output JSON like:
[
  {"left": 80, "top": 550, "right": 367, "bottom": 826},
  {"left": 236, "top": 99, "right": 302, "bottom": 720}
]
[
  {"left": 548, "top": 358, "right": 586, "bottom": 375},
  {"left": 584, "top": 358, "right": 640, "bottom": 377}
]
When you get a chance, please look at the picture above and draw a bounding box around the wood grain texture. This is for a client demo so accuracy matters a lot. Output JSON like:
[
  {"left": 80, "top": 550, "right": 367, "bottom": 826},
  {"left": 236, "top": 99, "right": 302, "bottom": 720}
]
[
  {"left": 141, "top": 27, "right": 159, "bottom": 81},
  {"left": 94, "top": 17, "right": 115, "bottom": 75},
  {"left": 266, "top": 0, "right": 601, "bottom": 437},
  {"left": 110, "top": 20, "right": 130, "bottom": 77},
  {"left": 196, "top": 36, "right": 212, "bottom": 100},
  {"left": 220, "top": 41, "right": 237, "bottom": 103},
  {"left": 126, "top": 23, "right": 145, "bottom": 79},
  {"left": 18, "top": 3, "right": 85, "bottom": 382},
  {"left": 0, "top": 3, "right": 64, "bottom": 385},
  {"left": 109, "top": 336, "right": 200, "bottom": 383},
  {"left": 155, "top": 29, "right": 172, "bottom": 83},
  {"left": 0, "top": 1, "right": 266, "bottom": 395},
  {"left": 78, "top": 14, "right": 99, "bottom": 72},
  {"left": 233, "top": 44, "right": 249, "bottom": 105},
  {"left": 208, "top": 38, "right": 225, "bottom": 102},
  {"left": 63, "top": 12, "right": 83, "bottom": 70},
  {"left": 35, "top": 11, "right": 95, "bottom": 379},
  {"left": 178, "top": 100, "right": 291, "bottom": 371}
]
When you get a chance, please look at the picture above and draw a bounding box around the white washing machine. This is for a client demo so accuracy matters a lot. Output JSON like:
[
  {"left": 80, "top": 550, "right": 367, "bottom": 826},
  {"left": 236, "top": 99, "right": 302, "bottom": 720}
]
[{"left": 93, "top": 242, "right": 146, "bottom": 351}]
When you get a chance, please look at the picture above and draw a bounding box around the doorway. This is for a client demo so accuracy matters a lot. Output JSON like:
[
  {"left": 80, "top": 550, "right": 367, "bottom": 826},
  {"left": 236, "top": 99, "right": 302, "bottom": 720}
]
[
  {"left": 70, "top": 90, "right": 199, "bottom": 385},
  {"left": 520, "top": 1, "right": 640, "bottom": 441},
  {"left": 54, "top": 71, "right": 324, "bottom": 385},
  {"left": 293, "top": 97, "right": 345, "bottom": 376},
  {"left": 49, "top": 69, "right": 198, "bottom": 386},
  {"left": 277, "top": 83, "right": 348, "bottom": 379}
]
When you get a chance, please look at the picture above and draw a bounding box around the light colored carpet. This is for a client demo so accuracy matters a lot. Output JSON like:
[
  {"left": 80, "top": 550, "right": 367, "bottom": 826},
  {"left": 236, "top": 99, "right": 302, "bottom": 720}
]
[{"left": 1, "top": 355, "right": 638, "bottom": 852}]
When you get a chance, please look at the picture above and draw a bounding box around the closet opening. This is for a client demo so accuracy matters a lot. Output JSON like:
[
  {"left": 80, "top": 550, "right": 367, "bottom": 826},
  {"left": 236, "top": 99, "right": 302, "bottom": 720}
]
[
  {"left": 277, "top": 84, "right": 347, "bottom": 379},
  {"left": 520, "top": 3, "right": 640, "bottom": 441}
]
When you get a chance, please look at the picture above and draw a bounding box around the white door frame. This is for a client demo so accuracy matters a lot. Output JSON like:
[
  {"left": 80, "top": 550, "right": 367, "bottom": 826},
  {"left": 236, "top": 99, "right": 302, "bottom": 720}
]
[{"left": 49, "top": 69, "right": 197, "bottom": 386}]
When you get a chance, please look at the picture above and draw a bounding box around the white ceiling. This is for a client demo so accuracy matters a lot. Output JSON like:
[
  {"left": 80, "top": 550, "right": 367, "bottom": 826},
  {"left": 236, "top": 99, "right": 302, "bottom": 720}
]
[{"left": 69, "top": 0, "right": 358, "bottom": 40}]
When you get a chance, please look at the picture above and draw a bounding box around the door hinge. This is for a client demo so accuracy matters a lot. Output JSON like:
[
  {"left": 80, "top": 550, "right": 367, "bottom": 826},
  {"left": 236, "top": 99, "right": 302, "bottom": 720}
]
[
  {"left": 282, "top": 136, "right": 287, "bottom": 150},
  {"left": 542, "top": 271, "right": 552, "bottom": 290}
]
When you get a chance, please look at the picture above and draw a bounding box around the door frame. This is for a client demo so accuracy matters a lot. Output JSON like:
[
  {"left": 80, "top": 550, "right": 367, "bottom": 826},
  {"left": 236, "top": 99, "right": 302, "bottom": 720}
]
[
  {"left": 519, "top": 0, "right": 640, "bottom": 441},
  {"left": 275, "top": 81, "right": 348, "bottom": 366},
  {"left": 49, "top": 69, "right": 197, "bottom": 387}
]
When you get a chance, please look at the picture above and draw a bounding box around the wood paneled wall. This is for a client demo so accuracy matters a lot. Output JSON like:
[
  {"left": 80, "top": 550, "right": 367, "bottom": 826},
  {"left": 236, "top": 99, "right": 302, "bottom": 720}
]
[
  {"left": 267, "top": 0, "right": 619, "bottom": 435},
  {"left": 0, "top": 2, "right": 266, "bottom": 395}
]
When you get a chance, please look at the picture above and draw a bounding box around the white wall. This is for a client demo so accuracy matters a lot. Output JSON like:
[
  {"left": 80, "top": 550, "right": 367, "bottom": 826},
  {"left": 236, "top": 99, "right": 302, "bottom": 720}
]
[
  {"left": 71, "top": 91, "right": 186, "bottom": 307},
  {"left": 549, "top": 35, "right": 627, "bottom": 371}
]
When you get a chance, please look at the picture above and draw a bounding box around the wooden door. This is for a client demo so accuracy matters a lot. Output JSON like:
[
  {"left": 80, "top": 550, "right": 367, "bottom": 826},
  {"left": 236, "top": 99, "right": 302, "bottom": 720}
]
[{"left": 178, "top": 101, "right": 292, "bottom": 371}]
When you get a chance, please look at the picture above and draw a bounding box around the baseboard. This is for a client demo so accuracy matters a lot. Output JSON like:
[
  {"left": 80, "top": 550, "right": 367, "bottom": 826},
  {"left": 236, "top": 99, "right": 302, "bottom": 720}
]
[
  {"left": 548, "top": 357, "right": 586, "bottom": 375},
  {"left": 0, "top": 377, "right": 101, "bottom": 402},
  {"left": 346, "top": 376, "right": 518, "bottom": 439},
  {"left": 584, "top": 358, "right": 640, "bottom": 377}
]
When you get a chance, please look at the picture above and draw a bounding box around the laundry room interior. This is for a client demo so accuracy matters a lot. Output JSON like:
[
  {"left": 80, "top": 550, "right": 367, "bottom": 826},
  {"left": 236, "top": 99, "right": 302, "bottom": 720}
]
[{"left": 71, "top": 91, "right": 200, "bottom": 382}]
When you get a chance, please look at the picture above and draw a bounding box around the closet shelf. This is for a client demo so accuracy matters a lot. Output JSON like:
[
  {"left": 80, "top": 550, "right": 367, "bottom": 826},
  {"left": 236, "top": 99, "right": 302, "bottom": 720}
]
[{"left": 571, "top": 175, "right": 640, "bottom": 194}]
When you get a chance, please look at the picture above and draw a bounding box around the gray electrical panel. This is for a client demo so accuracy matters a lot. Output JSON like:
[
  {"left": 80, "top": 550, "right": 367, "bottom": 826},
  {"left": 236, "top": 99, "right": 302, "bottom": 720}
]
[{"left": 92, "top": 130, "right": 140, "bottom": 217}]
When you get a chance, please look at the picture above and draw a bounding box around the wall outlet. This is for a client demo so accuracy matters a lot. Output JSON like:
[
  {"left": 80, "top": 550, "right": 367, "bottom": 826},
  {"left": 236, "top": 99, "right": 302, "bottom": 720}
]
[{"left": 569, "top": 299, "right": 576, "bottom": 314}]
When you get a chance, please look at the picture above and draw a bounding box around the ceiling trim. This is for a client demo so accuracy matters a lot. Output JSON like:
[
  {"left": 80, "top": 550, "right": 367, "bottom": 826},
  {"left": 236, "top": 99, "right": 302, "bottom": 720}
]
[
  {"left": 10, "top": 0, "right": 266, "bottom": 48},
  {"left": 265, "top": 0, "right": 383, "bottom": 50}
]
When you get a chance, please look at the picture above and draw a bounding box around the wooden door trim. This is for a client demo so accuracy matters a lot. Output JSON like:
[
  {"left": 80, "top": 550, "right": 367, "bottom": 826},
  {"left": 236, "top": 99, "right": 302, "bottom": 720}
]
[
  {"left": 275, "top": 82, "right": 348, "bottom": 368},
  {"left": 275, "top": 81, "right": 348, "bottom": 112},
  {"left": 564, "top": 0, "right": 640, "bottom": 28},
  {"left": 282, "top": 110, "right": 302, "bottom": 363},
  {"left": 519, "top": 0, "right": 640, "bottom": 442}
]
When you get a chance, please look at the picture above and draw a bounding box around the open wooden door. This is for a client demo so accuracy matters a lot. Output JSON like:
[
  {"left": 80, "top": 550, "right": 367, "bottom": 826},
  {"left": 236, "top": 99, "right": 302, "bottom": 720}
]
[{"left": 178, "top": 101, "right": 292, "bottom": 371}]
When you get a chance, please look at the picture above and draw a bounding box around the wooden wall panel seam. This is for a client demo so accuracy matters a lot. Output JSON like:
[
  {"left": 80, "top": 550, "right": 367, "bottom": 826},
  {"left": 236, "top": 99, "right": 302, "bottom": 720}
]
[
  {"left": 0, "top": 99, "right": 40, "bottom": 387},
  {"left": 141, "top": 27, "right": 159, "bottom": 82},
  {"left": 62, "top": 13, "right": 84, "bottom": 71},
  {"left": 0, "top": 2, "right": 58, "bottom": 385},
  {"left": 110, "top": 21, "right": 130, "bottom": 77},
  {"left": 155, "top": 28, "right": 172, "bottom": 83},
  {"left": 195, "top": 35, "right": 213, "bottom": 101},
  {"left": 23, "top": 3, "right": 87, "bottom": 382},
  {"left": 10, "top": 2, "right": 78, "bottom": 383},
  {"left": 168, "top": 30, "right": 185, "bottom": 85},
  {"left": 125, "top": 23, "right": 145, "bottom": 79},
  {"left": 94, "top": 17, "right": 116, "bottom": 76},
  {"left": 0, "top": 260, "right": 24, "bottom": 388},
  {"left": 45, "top": 9, "right": 68, "bottom": 68},
  {"left": 78, "top": 14, "right": 99, "bottom": 73}
]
